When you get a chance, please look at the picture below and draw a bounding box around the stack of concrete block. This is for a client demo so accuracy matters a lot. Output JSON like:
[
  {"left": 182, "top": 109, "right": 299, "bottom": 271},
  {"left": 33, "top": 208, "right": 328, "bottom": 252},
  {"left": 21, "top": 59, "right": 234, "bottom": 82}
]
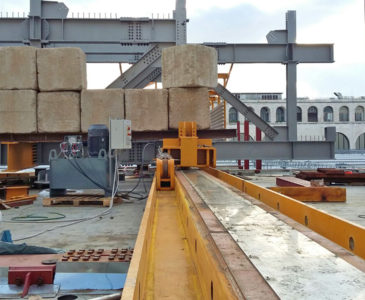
[
  {"left": 0, "top": 47, "right": 38, "bottom": 133},
  {"left": 81, "top": 89, "right": 125, "bottom": 132},
  {"left": 37, "top": 47, "right": 86, "bottom": 132},
  {"left": 0, "top": 44, "right": 216, "bottom": 135},
  {"left": 0, "top": 46, "right": 87, "bottom": 134},
  {"left": 162, "top": 44, "right": 217, "bottom": 129},
  {"left": 38, "top": 92, "right": 81, "bottom": 133}
]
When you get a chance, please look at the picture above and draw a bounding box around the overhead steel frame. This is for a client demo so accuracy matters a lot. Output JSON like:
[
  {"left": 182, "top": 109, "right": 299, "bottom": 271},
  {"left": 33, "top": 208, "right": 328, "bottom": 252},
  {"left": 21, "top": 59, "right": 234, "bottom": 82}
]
[{"left": 0, "top": 0, "right": 335, "bottom": 160}]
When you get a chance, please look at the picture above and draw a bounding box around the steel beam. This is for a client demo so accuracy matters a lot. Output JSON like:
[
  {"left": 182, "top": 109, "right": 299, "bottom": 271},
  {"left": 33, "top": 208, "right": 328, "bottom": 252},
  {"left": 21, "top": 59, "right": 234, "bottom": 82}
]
[
  {"left": 215, "top": 84, "right": 278, "bottom": 140},
  {"left": 0, "top": 16, "right": 177, "bottom": 63},
  {"left": 107, "top": 45, "right": 163, "bottom": 88},
  {"left": 204, "top": 43, "right": 334, "bottom": 64},
  {"left": 214, "top": 140, "right": 335, "bottom": 160},
  {"left": 0, "top": 0, "right": 185, "bottom": 63}
]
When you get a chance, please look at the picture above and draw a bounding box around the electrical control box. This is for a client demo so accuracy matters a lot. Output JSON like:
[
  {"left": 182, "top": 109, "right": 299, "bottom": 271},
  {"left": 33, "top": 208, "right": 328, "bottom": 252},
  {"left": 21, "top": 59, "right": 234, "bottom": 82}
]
[{"left": 110, "top": 119, "right": 132, "bottom": 149}]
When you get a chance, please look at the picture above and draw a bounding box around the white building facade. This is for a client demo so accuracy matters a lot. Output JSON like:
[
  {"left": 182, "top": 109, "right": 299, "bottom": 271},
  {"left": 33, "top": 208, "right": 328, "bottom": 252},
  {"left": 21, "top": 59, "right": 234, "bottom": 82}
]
[{"left": 226, "top": 93, "right": 365, "bottom": 151}]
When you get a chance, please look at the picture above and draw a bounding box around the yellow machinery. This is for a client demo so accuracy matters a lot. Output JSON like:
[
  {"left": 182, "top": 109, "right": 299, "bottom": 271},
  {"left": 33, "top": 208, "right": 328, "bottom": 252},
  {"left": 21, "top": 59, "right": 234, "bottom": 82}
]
[
  {"left": 162, "top": 121, "right": 216, "bottom": 169},
  {"left": 156, "top": 121, "right": 216, "bottom": 191},
  {"left": 156, "top": 156, "right": 175, "bottom": 191}
]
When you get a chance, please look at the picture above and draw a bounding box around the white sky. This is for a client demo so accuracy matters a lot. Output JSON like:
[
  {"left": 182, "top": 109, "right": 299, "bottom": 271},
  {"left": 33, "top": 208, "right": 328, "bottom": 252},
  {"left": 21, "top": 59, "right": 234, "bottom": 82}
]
[{"left": 1, "top": 0, "right": 365, "bottom": 98}]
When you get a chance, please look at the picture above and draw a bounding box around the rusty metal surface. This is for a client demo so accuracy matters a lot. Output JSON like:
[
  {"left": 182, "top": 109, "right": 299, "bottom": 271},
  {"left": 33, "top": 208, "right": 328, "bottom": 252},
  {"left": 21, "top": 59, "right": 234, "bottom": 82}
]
[
  {"left": 0, "top": 129, "right": 236, "bottom": 143},
  {"left": 276, "top": 176, "right": 311, "bottom": 187},
  {"left": 61, "top": 248, "right": 134, "bottom": 262}
]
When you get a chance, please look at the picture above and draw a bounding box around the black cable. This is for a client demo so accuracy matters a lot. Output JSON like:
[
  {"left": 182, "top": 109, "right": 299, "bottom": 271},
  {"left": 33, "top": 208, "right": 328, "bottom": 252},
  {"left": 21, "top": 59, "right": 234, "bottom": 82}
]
[
  {"left": 359, "top": 215, "right": 365, "bottom": 219},
  {"left": 121, "top": 143, "right": 155, "bottom": 200},
  {"left": 64, "top": 142, "right": 154, "bottom": 201}
]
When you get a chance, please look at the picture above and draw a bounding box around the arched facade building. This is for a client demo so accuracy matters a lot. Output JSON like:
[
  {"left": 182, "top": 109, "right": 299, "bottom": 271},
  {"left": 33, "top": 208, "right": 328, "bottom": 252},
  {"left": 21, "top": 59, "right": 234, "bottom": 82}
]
[{"left": 226, "top": 93, "right": 365, "bottom": 151}]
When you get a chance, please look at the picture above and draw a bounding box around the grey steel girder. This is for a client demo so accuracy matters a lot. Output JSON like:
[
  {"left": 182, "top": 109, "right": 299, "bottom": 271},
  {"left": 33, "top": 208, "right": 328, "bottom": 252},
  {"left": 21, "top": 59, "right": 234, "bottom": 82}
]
[
  {"left": 0, "top": 0, "right": 186, "bottom": 62},
  {"left": 205, "top": 43, "right": 334, "bottom": 64},
  {"left": 214, "top": 140, "right": 335, "bottom": 160},
  {"left": 215, "top": 84, "right": 278, "bottom": 140},
  {"left": 214, "top": 127, "right": 336, "bottom": 160}
]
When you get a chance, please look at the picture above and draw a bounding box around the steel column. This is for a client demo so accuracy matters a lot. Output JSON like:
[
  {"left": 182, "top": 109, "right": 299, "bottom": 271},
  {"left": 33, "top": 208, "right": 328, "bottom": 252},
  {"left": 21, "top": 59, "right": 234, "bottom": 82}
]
[
  {"left": 174, "top": 0, "right": 187, "bottom": 45},
  {"left": 244, "top": 121, "right": 249, "bottom": 169},
  {"left": 237, "top": 121, "right": 242, "bottom": 169},
  {"left": 256, "top": 127, "right": 262, "bottom": 170},
  {"left": 286, "top": 62, "right": 298, "bottom": 141}
]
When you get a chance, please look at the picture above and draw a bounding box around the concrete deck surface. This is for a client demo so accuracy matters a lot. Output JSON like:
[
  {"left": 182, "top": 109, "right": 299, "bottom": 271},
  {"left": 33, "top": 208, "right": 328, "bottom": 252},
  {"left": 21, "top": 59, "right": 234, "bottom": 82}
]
[{"left": 1, "top": 177, "right": 152, "bottom": 251}]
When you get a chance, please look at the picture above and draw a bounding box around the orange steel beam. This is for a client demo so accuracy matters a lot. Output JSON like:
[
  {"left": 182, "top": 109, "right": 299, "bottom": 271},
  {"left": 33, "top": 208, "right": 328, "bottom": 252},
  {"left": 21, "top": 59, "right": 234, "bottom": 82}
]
[
  {"left": 269, "top": 186, "right": 346, "bottom": 202},
  {"left": 121, "top": 177, "right": 157, "bottom": 300},
  {"left": 204, "top": 167, "right": 365, "bottom": 260},
  {"left": 122, "top": 174, "right": 249, "bottom": 299},
  {"left": 2, "top": 143, "right": 36, "bottom": 172}
]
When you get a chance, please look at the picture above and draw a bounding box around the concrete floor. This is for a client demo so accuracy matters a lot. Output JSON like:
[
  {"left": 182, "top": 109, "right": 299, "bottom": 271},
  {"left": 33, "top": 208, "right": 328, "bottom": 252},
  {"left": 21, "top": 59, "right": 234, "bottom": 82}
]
[
  {"left": 244, "top": 173, "right": 365, "bottom": 227},
  {"left": 1, "top": 170, "right": 364, "bottom": 299},
  {"left": 0, "top": 176, "right": 152, "bottom": 299},
  {"left": 1, "top": 177, "right": 152, "bottom": 251}
]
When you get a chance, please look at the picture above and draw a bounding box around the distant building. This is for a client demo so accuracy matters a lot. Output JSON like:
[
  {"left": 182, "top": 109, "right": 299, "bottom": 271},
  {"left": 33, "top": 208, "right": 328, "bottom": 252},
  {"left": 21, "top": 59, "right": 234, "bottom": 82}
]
[{"left": 225, "top": 93, "right": 365, "bottom": 151}]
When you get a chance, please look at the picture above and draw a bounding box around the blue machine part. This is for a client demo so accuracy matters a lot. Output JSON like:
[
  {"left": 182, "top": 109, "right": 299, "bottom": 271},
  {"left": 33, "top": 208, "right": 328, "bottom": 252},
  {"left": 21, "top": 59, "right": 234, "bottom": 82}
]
[{"left": 54, "top": 273, "right": 126, "bottom": 291}]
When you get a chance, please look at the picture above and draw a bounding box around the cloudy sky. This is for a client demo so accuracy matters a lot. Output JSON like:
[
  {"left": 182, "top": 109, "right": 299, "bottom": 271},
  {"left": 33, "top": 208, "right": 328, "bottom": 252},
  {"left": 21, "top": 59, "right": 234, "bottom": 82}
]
[{"left": 1, "top": 0, "right": 365, "bottom": 98}]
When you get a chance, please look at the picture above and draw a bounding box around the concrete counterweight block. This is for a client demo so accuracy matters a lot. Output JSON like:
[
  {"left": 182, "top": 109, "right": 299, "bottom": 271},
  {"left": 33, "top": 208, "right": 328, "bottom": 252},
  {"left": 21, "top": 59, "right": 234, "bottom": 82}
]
[
  {"left": 0, "top": 90, "right": 37, "bottom": 133},
  {"left": 38, "top": 92, "right": 81, "bottom": 133},
  {"left": 125, "top": 89, "right": 168, "bottom": 131},
  {"left": 169, "top": 87, "right": 210, "bottom": 130},
  {"left": 162, "top": 44, "right": 218, "bottom": 88},
  {"left": 0, "top": 47, "right": 38, "bottom": 90},
  {"left": 81, "top": 89, "right": 125, "bottom": 132},
  {"left": 37, "top": 48, "right": 87, "bottom": 91}
]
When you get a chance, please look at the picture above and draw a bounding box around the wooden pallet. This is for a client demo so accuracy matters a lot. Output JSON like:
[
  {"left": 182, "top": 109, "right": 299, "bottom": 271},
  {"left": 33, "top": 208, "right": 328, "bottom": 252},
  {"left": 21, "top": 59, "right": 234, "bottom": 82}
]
[{"left": 43, "top": 195, "right": 114, "bottom": 207}]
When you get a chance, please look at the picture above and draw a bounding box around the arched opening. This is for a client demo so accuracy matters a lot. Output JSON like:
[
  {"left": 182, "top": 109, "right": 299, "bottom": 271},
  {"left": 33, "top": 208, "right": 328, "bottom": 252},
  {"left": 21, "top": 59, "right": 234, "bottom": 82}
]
[
  {"left": 323, "top": 106, "right": 333, "bottom": 122},
  {"left": 276, "top": 107, "right": 285, "bottom": 122},
  {"left": 356, "top": 133, "right": 365, "bottom": 150},
  {"left": 260, "top": 107, "right": 270, "bottom": 122},
  {"left": 297, "top": 106, "right": 302, "bottom": 122},
  {"left": 335, "top": 132, "right": 350, "bottom": 151},
  {"left": 355, "top": 106, "right": 364, "bottom": 121},
  {"left": 229, "top": 107, "right": 238, "bottom": 123},
  {"left": 308, "top": 106, "right": 318, "bottom": 122},
  {"left": 339, "top": 106, "right": 349, "bottom": 122}
]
